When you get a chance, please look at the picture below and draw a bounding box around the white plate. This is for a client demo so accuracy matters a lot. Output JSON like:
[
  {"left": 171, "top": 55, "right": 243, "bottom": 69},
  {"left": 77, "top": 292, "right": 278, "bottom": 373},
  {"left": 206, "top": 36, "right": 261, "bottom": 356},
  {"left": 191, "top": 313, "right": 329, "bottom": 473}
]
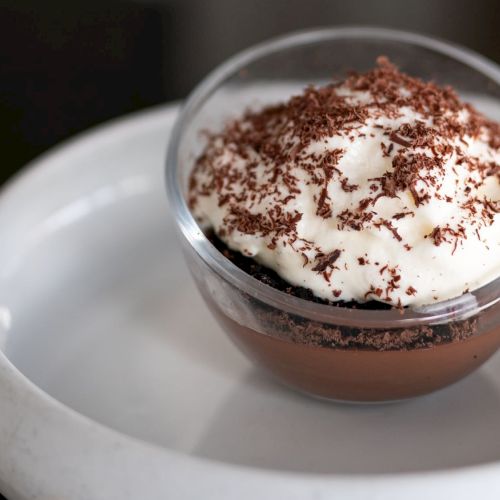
[{"left": 1, "top": 104, "right": 500, "bottom": 499}]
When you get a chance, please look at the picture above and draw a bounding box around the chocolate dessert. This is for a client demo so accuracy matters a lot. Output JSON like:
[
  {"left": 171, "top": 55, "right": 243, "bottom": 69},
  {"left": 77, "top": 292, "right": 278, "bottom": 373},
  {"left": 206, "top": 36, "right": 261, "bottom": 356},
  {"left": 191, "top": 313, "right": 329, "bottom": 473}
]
[{"left": 184, "top": 57, "right": 500, "bottom": 400}]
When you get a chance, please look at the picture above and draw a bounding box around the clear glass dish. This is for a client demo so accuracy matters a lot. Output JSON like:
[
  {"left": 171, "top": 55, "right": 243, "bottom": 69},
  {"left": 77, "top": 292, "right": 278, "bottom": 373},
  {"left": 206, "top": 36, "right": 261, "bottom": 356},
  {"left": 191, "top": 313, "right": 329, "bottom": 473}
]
[{"left": 166, "top": 27, "right": 500, "bottom": 402}]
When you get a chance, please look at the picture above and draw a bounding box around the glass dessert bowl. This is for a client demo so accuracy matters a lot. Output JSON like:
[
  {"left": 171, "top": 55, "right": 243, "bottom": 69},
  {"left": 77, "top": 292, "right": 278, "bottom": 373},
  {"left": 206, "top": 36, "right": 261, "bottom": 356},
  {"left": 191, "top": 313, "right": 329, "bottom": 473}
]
[{"left": 166, "top": 27, "right": 500, "bottom": 402}]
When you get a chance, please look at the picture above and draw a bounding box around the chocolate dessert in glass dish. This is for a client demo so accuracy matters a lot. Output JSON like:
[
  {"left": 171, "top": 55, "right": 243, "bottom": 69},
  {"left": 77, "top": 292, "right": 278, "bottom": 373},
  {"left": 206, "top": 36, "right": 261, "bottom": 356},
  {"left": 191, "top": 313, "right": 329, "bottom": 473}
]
[{"left": 167, "top": 28, "right": 500, "bottom": 401}]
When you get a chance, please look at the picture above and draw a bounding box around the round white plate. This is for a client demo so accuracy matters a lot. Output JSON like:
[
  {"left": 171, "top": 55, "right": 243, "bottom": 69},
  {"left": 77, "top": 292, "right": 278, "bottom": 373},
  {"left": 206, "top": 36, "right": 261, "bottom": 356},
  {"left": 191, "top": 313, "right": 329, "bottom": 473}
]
[{"left": 1, "top": 104, "right": 500, "bottom": 500}]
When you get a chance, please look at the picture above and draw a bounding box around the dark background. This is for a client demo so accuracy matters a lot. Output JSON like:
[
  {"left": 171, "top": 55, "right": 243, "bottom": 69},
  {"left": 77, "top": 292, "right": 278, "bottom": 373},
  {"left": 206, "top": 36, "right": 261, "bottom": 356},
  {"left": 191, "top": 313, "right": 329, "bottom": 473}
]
[
  {"left": 0, "top": 0, "right": 499, "bottom": 188},
  {"left": 0, "top": 0, "right": 499, "bottom": 497}
]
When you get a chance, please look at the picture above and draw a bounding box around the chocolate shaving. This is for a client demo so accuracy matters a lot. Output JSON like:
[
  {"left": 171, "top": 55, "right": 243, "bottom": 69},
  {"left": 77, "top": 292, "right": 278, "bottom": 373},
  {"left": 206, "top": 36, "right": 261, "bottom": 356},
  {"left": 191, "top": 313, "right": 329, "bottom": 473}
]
[
  {"left": 340, "top": 177, "right": 360, "bottom": 192},
  {"left": 393, "top": 211, "right": 414, "bottom": 220},
  {"left": 375, "top": 219, "right": 403, "bottom": 242},
  {"left": 427, "top": 224, "right": 467, "bottom": 251},
  {"left": 312, "top": 249, "right": 342, "bottom": 273},
  {"left": 389, "top": 132, "right": 412, "bottom": 147}
]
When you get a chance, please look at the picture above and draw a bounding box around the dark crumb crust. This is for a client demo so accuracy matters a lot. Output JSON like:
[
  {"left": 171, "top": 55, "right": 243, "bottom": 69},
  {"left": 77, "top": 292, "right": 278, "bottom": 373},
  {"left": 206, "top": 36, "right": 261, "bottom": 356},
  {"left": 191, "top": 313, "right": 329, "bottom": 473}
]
[{"left": 209, "top": 232, "right": 478, "bottom": 351}]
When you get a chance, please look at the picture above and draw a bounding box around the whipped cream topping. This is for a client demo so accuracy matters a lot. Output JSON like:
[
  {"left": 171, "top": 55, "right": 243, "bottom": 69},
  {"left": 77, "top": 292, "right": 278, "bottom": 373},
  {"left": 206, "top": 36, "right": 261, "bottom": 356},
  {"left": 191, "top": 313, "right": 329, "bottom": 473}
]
[{"left": 189, "top": 58, "right": 500, "bottom": 307}]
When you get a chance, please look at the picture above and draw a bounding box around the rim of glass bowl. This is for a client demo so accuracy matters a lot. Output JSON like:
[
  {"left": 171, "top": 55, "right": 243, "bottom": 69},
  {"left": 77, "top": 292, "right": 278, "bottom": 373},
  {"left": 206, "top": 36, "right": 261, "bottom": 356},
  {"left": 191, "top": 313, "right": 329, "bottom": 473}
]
[{"left": 166, "top": 26, "right": 500, "bottom": 329}]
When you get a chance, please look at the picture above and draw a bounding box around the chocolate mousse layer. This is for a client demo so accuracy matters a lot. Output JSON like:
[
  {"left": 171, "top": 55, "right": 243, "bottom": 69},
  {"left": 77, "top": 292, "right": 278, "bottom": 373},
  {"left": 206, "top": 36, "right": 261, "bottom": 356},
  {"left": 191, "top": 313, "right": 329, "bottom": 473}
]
[
  {"left": 209, "top": 232, "right": 478, "bottom": 351},
  {"left": 200, "top": 237, "right": 500, "bottom": 400},
  {"left": 209, "top": 303, "right": 500, "bottom": 401}
]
